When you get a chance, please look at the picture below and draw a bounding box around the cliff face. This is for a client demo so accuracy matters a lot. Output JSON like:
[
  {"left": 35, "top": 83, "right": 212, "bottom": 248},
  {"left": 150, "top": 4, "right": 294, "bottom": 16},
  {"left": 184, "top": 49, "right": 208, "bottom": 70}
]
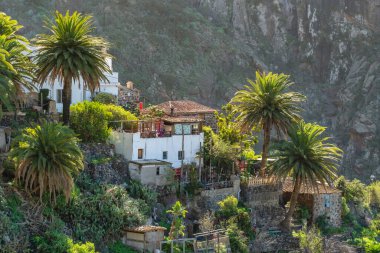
[
  {"left": 194, "top": 0, "right": 380, "bottom": 180},
  {"left": 1, "top": 0, "right": 379, "bottom": 180}
]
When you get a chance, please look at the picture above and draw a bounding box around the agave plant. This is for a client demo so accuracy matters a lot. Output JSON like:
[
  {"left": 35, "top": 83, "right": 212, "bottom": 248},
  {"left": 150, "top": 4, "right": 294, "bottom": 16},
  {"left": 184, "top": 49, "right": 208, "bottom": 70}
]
[{"left": 10, "top": 121, "right": 84, "bottom": 202}]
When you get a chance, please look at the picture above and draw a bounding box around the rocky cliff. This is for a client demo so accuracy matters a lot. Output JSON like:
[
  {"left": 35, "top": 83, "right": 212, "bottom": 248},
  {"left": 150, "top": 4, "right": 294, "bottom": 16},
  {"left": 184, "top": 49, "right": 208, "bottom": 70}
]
[{"left": 1, "top": 0, "right": 379, "bottom": 181}]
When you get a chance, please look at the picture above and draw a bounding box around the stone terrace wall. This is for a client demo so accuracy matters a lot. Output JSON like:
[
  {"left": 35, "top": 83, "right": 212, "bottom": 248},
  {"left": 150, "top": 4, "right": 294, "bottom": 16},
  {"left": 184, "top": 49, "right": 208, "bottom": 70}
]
[
  {"left": 80, "top": 143, "right": 130, "bottom": 184},
  {"left": 198, "top": 176, "right": 240, "bottom": 210},
  {"left": 313, "top": 193, "right": 342, "bottom": 227},
  {"left": 241, "top": 183, "right": 281, "bottom": 208}
]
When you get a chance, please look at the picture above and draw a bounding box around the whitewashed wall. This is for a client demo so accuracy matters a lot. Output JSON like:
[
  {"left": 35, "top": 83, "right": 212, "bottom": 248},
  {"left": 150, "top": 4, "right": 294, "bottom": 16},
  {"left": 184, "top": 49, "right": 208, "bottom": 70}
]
[
  {"left": 37, "top": 57, "right": 119, "bottom": 112},
  {"left": 110, "top": 132, "right": 204, "bottom": 168}
]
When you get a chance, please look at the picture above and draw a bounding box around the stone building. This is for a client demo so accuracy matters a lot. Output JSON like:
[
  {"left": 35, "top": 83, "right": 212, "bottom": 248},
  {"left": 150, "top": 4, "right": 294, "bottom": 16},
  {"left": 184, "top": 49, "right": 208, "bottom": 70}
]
[
  {"left": 118, "top": 81, "right": 141, "bottom": 108},
  {"left": 128, "top": 159, "right": 173, "bottom": 186},
  {"left": 122, "top": 225, "right": 166, "bottom": 252},
  {"left": 282, "top": 180, "right": 342, "bottom": 227}
]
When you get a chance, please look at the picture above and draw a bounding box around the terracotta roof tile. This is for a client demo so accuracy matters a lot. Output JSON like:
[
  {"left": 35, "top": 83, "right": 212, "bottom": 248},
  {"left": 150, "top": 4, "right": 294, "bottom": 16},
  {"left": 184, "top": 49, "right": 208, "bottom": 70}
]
[
  {"left": 162, "top": 116, "right": 204, "bottom": 123},
  {"left": 124, "top": 225, "right": 167, "bottom": 233},
  {"left": 282, "top": 179, "right": 341, "bottom": 194},
  {"left": 144, "top": 100, "right": 216, "bottom": 115}
]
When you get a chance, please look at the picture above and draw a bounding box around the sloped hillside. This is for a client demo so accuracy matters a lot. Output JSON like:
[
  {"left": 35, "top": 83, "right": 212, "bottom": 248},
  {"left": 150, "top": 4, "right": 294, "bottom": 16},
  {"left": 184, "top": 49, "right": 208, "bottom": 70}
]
[{"left": 1, "top": 0, "right": 379, "bottom": 180}]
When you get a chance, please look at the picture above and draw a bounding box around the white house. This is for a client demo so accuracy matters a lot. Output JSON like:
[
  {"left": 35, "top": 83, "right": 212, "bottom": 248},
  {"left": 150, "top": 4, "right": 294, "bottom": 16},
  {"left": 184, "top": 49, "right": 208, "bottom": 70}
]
[
  {"left": 36, "top": 57, "right": 119, "bottom": 113},
  {"left": 111, "top": 130, "right": 204, "bottom": 168}
]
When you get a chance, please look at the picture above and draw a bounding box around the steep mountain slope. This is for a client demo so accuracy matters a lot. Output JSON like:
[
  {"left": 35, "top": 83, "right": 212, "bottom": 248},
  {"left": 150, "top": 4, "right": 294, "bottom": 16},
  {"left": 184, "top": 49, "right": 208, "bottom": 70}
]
[{"left": 1, "top": 0, "right": 379, "bottom": 180}]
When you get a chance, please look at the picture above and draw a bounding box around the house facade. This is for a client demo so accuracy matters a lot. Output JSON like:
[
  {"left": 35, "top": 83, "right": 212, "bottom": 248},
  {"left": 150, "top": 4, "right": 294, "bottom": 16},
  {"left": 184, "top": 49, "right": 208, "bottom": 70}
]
[
  {"left": 128, "top": 160, "right": 173, "bottom": 186},
  {"left": 110, "top": 117, "right": 204, "bottom": 168},
  {"left": 282, "top": 180, "right": 342, "bottom": 227},
  {"left": 37, "top": 57, "right": 119, "bottom": 113}
]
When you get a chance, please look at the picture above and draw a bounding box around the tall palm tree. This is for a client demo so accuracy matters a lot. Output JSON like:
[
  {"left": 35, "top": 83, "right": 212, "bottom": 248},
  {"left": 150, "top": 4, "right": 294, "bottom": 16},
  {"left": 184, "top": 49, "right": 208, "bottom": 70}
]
[
  {"left": 231, "top": 71, "right": 305, "bottom": 175},
  {"left": 10, "top": 121, "right": 84, "bottom": 202},
  {"left": 268, "top": 121, "right": 342, "bottom": 231},
  {"left": 34, "top": 11, "right": 111, "bottom": 124},
  {"left": 0, "top": 12, "right": 34, "bottom": 117}
]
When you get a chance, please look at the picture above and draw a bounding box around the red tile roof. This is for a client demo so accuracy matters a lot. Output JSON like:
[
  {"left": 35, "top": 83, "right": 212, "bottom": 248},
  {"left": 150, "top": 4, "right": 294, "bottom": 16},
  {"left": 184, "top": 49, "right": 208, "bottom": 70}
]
[
  {"left": 146, "top": 100, "right": 216, "bottom": 115},
  {"left": 162, "top": 116, "right": 204, "bottom": 123},
  {"left": 282, "top": 179, "right": 341, "bottom": 194}
]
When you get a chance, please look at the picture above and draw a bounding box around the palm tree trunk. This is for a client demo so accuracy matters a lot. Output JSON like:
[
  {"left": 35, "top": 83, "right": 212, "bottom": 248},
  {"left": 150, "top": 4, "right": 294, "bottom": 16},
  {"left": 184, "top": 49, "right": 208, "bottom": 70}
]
[
  {"left": 280, "top": 175, "right": 302, "bottom": 231},
  {"left": 260, "top": 122, "right": 271, "bottom": 176},
  {"left": 62, "top": 79, "right": 72, "bottom": 125}
]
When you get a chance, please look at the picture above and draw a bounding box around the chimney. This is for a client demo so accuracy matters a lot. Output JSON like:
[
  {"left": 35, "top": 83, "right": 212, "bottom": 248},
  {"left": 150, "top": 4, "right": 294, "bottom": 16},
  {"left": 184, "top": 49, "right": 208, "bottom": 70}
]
[
  {"left": 126, "top": 81, "right": 134, "bottom": 89},
  {"left": 169, "top": 101, "right": 174, "bottom": 116}
]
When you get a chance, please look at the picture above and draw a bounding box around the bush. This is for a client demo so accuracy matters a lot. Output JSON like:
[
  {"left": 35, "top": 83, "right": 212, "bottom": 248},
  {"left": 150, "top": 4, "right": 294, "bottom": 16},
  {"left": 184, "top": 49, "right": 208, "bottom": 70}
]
[
  {"left": 368, "top": 181, "right": 380, "bottom": 209},
  {"left": 55, "top": 176, "right": 147, "bottom": 246},
  {"left": 104, "top": 104, "right": 138, "bottom": 130},
  {"left": 67, "top": 240, "right": 97, "bottom": 253},
  {"left": 292, "top": 224, "right": 323, "bottom": 253},
  {"left": 335, "top": 176, "right": 367, "bottom": 205},
  {"left": 217, "top": 196, "right": 239, "bottom": 218},
  {"left": 70, "top": 101, "right": 111, "bottom": 143},
  {"left": 33, "top": 220, "right": 98, "bottom": 253},
  {"left": 70, "top": 102, "right": 138, "bottom": 142},
  {"left": 127, "top": 180, "right": 157, "bottom": 210},
  {"left": 108, "top": 241, "right": 138, "bottom": 253},
  {"left": 226, "top": 222, "right": 249, "bottom": 253},
  {"left": 93, "top": 92, "right": 117, "bottom": 104}
]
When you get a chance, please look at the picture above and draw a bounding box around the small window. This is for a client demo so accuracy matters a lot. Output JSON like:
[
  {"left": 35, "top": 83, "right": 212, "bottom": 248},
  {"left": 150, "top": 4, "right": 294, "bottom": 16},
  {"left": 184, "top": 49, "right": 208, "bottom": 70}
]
[
  {"left": 138, "top": 149, "right": 143, "bottom": 159},
  {"left": 163, "top": 151, "right": 168, "bottom": 160},
  {"left": 178, "top": 151, "right": 184, "bottom": 160},
  {"left": 324, "top": 195, "right": 331, "bottom": 208},
  {"left": 56, "top": 89, "right": 63, "bottom": 103},
  {"left": 156, "top": 167, "right": 160, "bottom": 175}
]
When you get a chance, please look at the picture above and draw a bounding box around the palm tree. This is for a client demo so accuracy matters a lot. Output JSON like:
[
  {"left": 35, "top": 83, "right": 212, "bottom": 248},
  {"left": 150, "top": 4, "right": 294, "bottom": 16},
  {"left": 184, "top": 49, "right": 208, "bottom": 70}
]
[
  {"left": 268, "top": 121, "right": 342, "bottom": 231},
  {"left": 10, "top": 121, "right": 84, "bottom": 202},
  {"left": 231, "top": 71, "right": 305, "bottom": 175},
  {"left": 0, "top": 12, "right": 34, "bottom": 117},
  {"left": 34, "top": 11, "right": 111, "bottom": 124}
]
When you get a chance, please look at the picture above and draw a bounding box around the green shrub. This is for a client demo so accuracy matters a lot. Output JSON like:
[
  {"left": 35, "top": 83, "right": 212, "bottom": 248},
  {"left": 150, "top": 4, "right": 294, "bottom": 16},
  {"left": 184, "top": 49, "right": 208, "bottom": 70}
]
[
  {"left": 70, "top": 101, "right": 111, "bottom": 143},
  {"left": 104, "top": 104, "right": 138, "bottom": 130},
  {"left": 67, "top": 239, "right": 97, "bottom": 253},
  {"left": 292, "top": 224, "right": 323, "bottom": 253},
  {"left": 216, "top": 196, "right": 252, "bottom": 236},
  {"left": 335, "top": 176, "right": 367, "bottom": 205},
  {"left": 368, "top": 181, "right": 380, "bottom": 209},
  {"left": 226, "top": 222, "right": 249, "bottom": 253},
  {"left": 354, "top": 216, "right": 380, "bottom": 252},
  {"left": 217, "top": 196, "right": 239, "bottom": 218},
  {"left": 108, "top": 241, "right": 138, "bottom": 253},
  {"left": 93, "top": 92, "right": 117, "bottom": 104},
  {"left": 56, "top": 177, "right": 147, "bottom": 246},
  {"left": 127, "top": 180, "right": 157, "bottom": 210},
  {"left": 33, "top": 219, "right": 69, "bottom": 253}
]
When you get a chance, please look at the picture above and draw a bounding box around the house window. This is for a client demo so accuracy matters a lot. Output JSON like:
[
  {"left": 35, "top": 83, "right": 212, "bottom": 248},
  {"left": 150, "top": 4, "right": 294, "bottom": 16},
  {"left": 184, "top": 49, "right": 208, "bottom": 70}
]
[
  {"left": 56, "top": 89, "right": 63, "bottom": 103},
  {"left": 156, "top": 167, "right": 160, "bottom": 175},
  {"left": 137, "top": 149, "right": 143, "bottom": 159},
  {"left": 163, "top": 151, "right": 168, "bottom": 160},
  {"left": 324, "top": 195, "right": 331, "bottom": 208},
  {"left": 178, "top": 151, "right": 184, "bottom": 160}
]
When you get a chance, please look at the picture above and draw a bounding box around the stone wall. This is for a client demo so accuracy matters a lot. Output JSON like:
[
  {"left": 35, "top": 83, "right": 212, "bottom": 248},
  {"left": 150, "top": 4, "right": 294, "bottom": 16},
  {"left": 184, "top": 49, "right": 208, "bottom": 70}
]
[
  {"left": 80, "top": 143, "right": 130, "bottom": 184},
  {"left": 313, "top": 193, "right": 342, "bottom": 227},
  {"left": 241, "top": 183, "right": 281, "bottom": 208},
  {"left": 198, "top": 176, "right": 240, "bottom": 210}
]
